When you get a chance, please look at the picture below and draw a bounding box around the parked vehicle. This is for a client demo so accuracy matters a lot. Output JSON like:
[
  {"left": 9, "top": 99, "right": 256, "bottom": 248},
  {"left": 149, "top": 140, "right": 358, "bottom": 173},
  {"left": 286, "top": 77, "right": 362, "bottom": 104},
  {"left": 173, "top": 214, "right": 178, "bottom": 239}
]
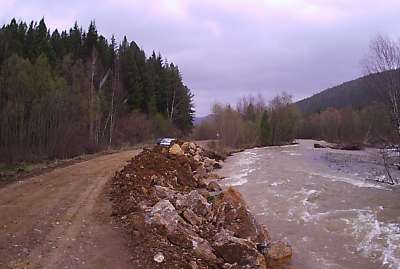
[{"left": 156, "top": 138, "right": 176, "bottom": 146}]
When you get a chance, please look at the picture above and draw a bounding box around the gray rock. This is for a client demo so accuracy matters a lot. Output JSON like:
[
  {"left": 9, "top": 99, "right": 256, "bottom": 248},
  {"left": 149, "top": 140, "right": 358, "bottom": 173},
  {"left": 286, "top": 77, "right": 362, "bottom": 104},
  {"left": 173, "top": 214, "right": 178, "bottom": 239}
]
[
  {"left": 192, "top": 237, "right": 218, "bottom": 262},
  {"left": 182, "top": 208, "right": 202, "bottom": 226},
  {"left": 154, "top": 185, "right": 177, "bottom": 200},
  {"left": 176, "top": 190, "right": 212, "bottom": 218},
  {"left": 266, "top": 241, "right": 292, "bottom": 269},
  {"left": 213, "top": 229, "right": 267, "bottom": 269},
  {"left": 145, "top": 200, "right": 217, "bottom": 262},
  {"left": 207, "top": 181, "right": 222, "bottom": 192},
  {"left": 204, "top": 157, "right": 217, "bottom": 172}
]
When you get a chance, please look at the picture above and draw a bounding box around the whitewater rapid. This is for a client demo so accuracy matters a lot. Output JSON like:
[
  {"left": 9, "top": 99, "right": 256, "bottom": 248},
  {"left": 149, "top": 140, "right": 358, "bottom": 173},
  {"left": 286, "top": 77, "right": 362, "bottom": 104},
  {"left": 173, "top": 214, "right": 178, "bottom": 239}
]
[{"left": 219, "top": 140, "right": 400, "bottom": 269}]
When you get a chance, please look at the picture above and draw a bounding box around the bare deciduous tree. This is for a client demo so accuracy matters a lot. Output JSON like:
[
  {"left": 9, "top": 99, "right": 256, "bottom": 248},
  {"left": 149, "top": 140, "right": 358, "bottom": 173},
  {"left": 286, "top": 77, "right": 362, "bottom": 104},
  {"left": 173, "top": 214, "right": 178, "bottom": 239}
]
[
  {"left": 363, "top": 34, "right": 400, "bottom": 184},
  {"left": 363, "top": 34, "right": 400, "bottom": 135}
]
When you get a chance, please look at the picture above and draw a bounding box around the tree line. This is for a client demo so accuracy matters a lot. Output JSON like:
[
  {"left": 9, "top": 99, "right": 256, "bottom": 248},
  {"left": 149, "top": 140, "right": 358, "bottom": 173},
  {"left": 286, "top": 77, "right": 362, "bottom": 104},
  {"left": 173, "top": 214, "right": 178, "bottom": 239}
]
[
  {"left": 193, "top": 93, "right": 300, "bottom": 148},
  {"left": 298, "top": 35, "right": 400, "bottom": 147},
  {"left": 0, "top": 18, "right": 194, "bottom": 163},
  {"left": 297, "top": 103, "right": 394, "bottom": 145}
]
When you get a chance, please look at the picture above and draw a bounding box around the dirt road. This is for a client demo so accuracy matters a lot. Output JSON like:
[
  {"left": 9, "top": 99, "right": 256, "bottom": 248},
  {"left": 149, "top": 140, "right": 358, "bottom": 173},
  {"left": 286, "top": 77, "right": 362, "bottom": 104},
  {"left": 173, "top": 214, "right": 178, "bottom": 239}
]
[{"left": 0, "top": 150, "right": 140, "bottom": 269}]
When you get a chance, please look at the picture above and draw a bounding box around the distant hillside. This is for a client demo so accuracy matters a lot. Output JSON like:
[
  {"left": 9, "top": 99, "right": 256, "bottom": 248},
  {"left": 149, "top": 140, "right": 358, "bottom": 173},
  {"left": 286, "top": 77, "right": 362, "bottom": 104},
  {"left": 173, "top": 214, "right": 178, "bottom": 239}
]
[
  {"left": 296, "top": 74, "right": 385, "bottom": 115},
  {"left": 193, "top": 114, "right": 215, "bottom": 126}
]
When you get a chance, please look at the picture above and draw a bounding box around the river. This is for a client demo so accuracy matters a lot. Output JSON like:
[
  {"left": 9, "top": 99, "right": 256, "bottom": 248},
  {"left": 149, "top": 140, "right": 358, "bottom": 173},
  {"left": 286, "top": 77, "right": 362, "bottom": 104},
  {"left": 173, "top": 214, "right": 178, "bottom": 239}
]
[{"left": 218, "top": 140, "right": 400, "bottom": 269}]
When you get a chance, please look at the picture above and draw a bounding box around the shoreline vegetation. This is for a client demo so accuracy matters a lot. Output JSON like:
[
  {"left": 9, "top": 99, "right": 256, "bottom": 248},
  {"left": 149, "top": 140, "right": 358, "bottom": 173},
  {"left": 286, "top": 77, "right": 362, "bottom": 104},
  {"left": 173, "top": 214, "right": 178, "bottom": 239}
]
[
  {"left": 193, "top": 93, "right": 300, "bottom": 150},
  {"left": 110, "top": 141, "right": 293, "bottom": 269}
]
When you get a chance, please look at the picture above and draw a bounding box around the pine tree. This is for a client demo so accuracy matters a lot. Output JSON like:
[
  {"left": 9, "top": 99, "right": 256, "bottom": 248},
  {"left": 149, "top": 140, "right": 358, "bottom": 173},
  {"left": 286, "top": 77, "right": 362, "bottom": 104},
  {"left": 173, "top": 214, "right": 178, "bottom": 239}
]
[
  {"left": 68, "top": 22, "right": 82, "bottom": 59},
  {"left": 124, "top": 44, "right": 144, "bottom": 111},
  {"left": 50, "top": 29, "right": 64, "bottom": 60},
  {"left": 82, "top": 20, "right": 98, "bottom": 59}
]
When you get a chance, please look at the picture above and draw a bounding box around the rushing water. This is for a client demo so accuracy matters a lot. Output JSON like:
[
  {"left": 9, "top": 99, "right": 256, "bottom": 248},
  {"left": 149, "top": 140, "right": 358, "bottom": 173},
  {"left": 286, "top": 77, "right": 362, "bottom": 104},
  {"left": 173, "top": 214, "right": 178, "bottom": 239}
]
[{"left": 219, "top": 140, "right": 400, "bottom": 269}]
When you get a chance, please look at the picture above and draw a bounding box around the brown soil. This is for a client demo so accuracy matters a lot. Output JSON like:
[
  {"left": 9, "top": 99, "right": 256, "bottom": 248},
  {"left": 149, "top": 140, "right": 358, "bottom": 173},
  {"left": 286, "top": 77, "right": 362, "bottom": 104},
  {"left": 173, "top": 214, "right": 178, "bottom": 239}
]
[
  {"left": 110, "top": 145, "right": 283, "bottom": 269},
  {"left": 110, "top": 147, "right": 206, "bottom": 268},
  {"left": 0, "top": 150, "right": 140, "bottom": 269},
  {"left": 0, "top": 144, "right": 150, "bottom": 188}
]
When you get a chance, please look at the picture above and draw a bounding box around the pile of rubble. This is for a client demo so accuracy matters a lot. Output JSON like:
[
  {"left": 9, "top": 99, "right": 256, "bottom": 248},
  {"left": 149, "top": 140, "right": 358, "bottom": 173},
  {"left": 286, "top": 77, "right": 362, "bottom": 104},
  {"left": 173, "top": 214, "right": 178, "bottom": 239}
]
[{"left": 110, "top": 141, "right": 293, "bottom": 269}]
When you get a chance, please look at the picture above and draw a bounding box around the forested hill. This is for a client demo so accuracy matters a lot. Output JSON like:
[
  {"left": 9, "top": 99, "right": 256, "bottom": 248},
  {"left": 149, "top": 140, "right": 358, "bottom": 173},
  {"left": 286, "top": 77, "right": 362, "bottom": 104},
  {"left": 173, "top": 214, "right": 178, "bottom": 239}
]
[
  {"left": 0, "top": 18, "right": 194, "bottom": 163},
  {"left": 296, "top": 74, "right": 384, "bottom": 115}
]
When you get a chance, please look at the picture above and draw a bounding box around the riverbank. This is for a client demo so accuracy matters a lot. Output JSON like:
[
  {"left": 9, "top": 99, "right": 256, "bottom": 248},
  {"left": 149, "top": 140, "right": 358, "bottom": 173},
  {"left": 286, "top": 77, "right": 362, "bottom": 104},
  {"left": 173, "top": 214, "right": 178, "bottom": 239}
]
[{"left": 110, "top": 141, "right": 293, "bottom": 269}]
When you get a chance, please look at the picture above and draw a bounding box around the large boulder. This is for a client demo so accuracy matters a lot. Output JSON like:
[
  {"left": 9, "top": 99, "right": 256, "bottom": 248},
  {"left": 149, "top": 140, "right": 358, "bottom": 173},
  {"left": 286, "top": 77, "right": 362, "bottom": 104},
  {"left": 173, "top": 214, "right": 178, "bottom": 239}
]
[
  {"left": 213, "top": 229, "right": 267, "bottom": 269},
  {"left": 189, "top": 142, "right": 197, "bottom": 150},
  {"left": 181, "top": 142, "right": 196, "bottom": 151},
  {"left": 207, "top": 181, "right": 223, "bottom": 192},
  {"left": 176, "top": 190, "right": 212, "bottom": 218},
  {"left": 182, "top": 208, "right": 203, "bottom": 226},
  {"left": 193, "top": 154, "right": 202, "bottom": 162},
  {"left": 145, "top": 199, "right": 187, "bottom": 231},
  {"left": 145, "top": 200, "right": 195, "bottom": 247},
  {"left": 204, "top": 157, "right": 218, "bottom": 172},
  {"left": 154, "top": 185, "right": 178, "bottom": 201},
  {"left": 169, "top": 144, "right": 184, "bottom": 155},
  {"left": 145, "top": 200, "right": 218, "bottom": 262},
  {"left": 194, "top": 165, "right": 208, "bottom": 180},
  {"left": 181, "top": 142, "right": 191, "bottom": 153},
  {"left": 266, "top": 241, "right": 292, "bottom": 269},
  {"left": 181, "top": 142, "right": 197, "bottom": 156},
  {"left": 212, "top": 188, "right": 271, "bottom": 245},
  {"left": 192, "top": 237, "right": 218, "bottom": 262}
]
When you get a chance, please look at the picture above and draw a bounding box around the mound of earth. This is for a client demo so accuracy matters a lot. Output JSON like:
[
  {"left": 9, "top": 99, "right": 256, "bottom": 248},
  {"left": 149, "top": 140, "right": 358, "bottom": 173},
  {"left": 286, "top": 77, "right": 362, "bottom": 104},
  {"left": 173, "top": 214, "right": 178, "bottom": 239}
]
[{"left": 110, "top": 142, "right": 293, "bottom": 269}]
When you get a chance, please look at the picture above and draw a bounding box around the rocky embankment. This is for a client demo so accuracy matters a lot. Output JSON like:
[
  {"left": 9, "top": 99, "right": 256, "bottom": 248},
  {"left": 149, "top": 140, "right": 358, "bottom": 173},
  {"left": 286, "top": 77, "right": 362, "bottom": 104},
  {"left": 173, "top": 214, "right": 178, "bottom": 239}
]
[{"left": 110, "top": 142, "right": 293, "bottom": 269}]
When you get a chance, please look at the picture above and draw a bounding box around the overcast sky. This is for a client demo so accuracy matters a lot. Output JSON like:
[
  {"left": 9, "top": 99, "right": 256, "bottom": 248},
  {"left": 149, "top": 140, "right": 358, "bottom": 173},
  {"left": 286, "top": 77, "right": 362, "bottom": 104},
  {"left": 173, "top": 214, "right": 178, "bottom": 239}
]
[{"left": 1, "top": 0, "right": 400, "bottom": 116}]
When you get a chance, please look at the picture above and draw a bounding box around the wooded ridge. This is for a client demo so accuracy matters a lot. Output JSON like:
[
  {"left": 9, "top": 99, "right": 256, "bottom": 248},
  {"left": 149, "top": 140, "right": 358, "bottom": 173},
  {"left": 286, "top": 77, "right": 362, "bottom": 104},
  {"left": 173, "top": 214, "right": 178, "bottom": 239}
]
[
  {"left": 0, "top": 18, "right": 194, "bottom": 163},
  {"left": 295, "top": 71, "right": 396, "bottom": 144},
  {"left": 295, "top": 72, "right": 386, "bottom": 115}
]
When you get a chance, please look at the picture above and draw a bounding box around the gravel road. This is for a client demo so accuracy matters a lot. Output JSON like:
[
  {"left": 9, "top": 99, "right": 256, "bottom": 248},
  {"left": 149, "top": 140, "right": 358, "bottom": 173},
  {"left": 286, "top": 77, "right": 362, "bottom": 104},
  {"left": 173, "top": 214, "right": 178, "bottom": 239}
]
[{"left": 0, "top": 150, "right": 140, "bottom": 269}]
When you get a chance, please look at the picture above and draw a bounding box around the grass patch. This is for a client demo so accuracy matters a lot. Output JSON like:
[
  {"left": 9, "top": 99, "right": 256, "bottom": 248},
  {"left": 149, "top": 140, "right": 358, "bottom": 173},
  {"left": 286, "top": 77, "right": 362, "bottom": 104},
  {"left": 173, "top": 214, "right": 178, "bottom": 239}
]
[{"left": 0, "top": 163, "right": 35, "bottom": 176}]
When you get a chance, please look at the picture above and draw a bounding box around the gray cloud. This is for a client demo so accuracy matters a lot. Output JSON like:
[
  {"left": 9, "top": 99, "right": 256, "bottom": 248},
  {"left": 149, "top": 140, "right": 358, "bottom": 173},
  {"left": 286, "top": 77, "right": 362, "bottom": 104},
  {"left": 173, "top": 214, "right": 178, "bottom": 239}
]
[{"left": 1, "top": 0, "right": 400, "bottom": 116}]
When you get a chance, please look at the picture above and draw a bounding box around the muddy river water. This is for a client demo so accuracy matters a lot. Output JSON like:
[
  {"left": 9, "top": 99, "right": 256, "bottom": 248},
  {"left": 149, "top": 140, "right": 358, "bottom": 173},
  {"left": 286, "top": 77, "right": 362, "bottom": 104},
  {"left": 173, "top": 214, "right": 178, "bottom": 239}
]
[{"left": 219, "top": 140, "right": 400, "bottom": 269}]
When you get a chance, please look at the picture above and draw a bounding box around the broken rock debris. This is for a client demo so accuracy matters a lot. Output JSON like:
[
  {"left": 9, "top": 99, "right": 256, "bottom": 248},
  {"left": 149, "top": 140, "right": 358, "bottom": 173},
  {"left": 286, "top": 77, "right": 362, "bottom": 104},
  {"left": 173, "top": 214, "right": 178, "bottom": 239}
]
[{"left": 111, "top": 141, "right": 292, "bottom": 268}]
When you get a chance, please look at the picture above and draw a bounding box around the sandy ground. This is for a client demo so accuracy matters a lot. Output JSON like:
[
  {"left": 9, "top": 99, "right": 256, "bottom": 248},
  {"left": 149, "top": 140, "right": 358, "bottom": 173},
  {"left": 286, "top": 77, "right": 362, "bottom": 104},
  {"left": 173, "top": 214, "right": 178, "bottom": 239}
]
[{"left": 0, "top": 150, "right": 140, "bottom": 269}]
